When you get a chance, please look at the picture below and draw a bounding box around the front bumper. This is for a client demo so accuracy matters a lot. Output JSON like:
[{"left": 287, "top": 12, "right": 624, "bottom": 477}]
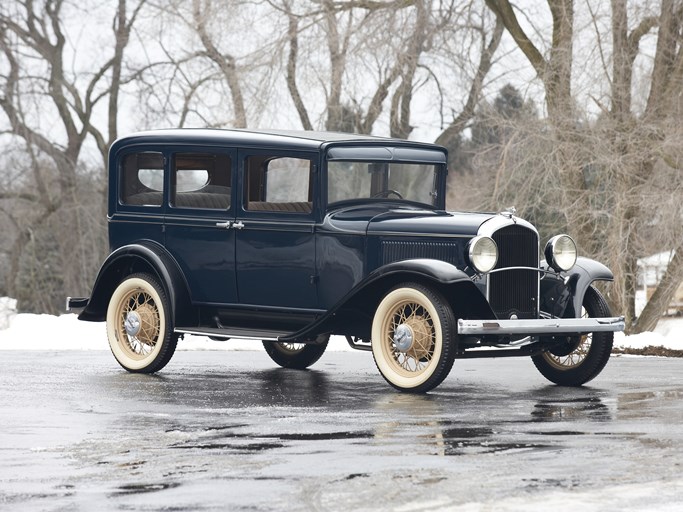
[{"left": 457, "top": 316, "right": 625, "bottom": 336}]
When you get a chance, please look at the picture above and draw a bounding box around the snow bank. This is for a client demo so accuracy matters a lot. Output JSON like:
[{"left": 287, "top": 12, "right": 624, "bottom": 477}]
[
  {"left": 0, "top": 312, "right": 354, "bottom": 352},
  {"left": 613, "top": 318, "right": 682, "bottom": 351},
  {"left": 0, "top": 311, "right": 680, "bottom": 352}
]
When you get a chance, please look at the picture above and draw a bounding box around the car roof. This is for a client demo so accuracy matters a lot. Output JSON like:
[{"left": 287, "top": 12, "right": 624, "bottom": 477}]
[{"left": 110, "top": 128, "right": 444, "bottom": 153}]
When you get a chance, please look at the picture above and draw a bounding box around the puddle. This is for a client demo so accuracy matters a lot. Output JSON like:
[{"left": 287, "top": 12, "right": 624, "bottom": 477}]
[
  {"left": 527, "top": 430, "right": 586, "bottom": 436},
  {"left": 169, "top": 429, "right": 372, "bottom": 453},
  {"left": 530, "top": 398, "right": 611, "bottom": 422},
  {"left": 439, "top": 440, "right": 553, "bottom": 456},
  {"left": 111, "top": 482, "right": 180, "bottom": 496},
  {"left": 171, "top": 442, "right": 284, "bottom": 452},
  {"left": 274, "top": 431, "right": 372, "bottom": 441},
  {"left": 523, "top": 477, "right": 580, "bottom": 489}
]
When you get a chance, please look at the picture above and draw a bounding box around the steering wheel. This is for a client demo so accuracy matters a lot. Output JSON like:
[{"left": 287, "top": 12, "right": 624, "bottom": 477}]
[{"left": 372, "top": 189, "right": 403, "bottom": 199}]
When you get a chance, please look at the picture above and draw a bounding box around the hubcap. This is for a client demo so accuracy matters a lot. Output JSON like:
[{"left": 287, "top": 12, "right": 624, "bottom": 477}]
[
  {"left": 124, "top": 311, "right": 141, "bottom": 336},
  {"left": 393, "top": 324, "right": 414, "bottom": 352}
]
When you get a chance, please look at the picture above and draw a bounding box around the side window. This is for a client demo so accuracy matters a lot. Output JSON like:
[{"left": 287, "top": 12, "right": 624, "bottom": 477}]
[
  {"left": 172, "top": 153, "right": 232, "bottom": 210},
  {"left": 120, "top": 152, "right": 164, "bottom": 206},
  {"left": 245, "top": 156, "right": 312, "bottom": 213}
]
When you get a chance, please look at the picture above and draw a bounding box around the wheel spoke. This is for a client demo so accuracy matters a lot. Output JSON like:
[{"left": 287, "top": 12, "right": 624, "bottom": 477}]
[
  {"left": 115, "top": 288, "right": 161, "bottom": 357},
  {"left": 279, "top": 342, "right": 305, "bottom": 353},
  {"left": 386, "top": 300, "right": 435, "bottom": 376}
]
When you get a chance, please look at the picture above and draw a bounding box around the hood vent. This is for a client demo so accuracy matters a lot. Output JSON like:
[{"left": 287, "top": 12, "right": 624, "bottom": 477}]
[{"left": 381, "top": 240, "right": 464, "bottom": 267}]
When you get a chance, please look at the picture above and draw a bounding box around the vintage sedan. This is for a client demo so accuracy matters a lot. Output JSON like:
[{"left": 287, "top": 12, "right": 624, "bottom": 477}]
[{"left": 67, "top": 129, "right": 624, "bottom": 393}]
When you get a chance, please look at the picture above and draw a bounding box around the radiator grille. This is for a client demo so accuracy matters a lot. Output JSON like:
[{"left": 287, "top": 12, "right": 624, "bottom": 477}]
[{"left": 489, "top": 225, "right": 539, "bottom": 319}]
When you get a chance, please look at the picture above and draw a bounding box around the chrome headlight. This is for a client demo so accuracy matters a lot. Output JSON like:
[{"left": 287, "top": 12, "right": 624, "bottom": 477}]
[
  {"left": 545, "top": 235, "right": 577, "bottom": 272},
  {"left": 467, "top": 236, "right": 498, "bottom": 273}
]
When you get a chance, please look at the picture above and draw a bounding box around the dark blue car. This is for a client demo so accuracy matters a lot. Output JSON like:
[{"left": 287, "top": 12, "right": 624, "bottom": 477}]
[{"left": 68, "top": 129, "right": 624, "bottom": 392}]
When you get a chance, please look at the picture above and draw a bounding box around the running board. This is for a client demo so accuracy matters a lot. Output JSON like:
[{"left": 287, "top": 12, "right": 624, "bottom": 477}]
[{"left": 174, "top": 326, "right": 291, "bottom": 341}]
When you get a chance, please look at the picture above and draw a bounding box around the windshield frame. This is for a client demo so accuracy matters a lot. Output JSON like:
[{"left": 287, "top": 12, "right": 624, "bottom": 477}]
[{"left": 323, "top": 144, "right": 447, "bottom": 211}]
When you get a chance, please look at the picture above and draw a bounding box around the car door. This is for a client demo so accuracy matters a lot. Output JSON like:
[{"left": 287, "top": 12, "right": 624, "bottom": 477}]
[
  {"left": 163, "top": 148, "right": 238, "bottom": 305},
  {"left": 234, "top": 150, "right": 319, "bottom": 310}
]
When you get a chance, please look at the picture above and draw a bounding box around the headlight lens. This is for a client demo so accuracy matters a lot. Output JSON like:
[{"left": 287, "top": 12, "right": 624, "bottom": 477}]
[
  {"left": 468, "top": 236, "right": 498, "bottom": 273},
  {"left": 545, "top": 235, "right": 577, "bottom": 271}
]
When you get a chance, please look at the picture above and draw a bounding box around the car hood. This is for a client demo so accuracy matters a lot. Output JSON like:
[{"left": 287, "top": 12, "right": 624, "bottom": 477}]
[{"left": 325, "top": 204, "right": 497, "bottom": 237}]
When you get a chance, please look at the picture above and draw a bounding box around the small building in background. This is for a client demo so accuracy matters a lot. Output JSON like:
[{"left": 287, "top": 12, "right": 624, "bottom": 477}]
[
  {"left": 0, "top": 297, "right": 17, "bottom": 330},
  {"left": 636, "top": 251, "right": 683, "bottom": 317}
]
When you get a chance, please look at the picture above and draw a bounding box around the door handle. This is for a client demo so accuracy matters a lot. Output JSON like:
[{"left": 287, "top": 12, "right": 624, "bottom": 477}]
[
  {"left": 215, "top": 221, "right": 231, "bottom": 229},
  {"left": 232, "top": 220, "right": 245, "bottom": 230}
]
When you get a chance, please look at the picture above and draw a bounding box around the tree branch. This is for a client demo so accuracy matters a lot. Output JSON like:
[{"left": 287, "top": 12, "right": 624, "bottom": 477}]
[{"left": 484, "top": 0, "right": 547, "bottom": 78}]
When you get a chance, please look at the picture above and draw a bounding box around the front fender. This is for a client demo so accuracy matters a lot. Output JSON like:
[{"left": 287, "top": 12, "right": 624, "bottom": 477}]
[
  {"left": 541, "top": 257, "right": 614, "bottom": 318},
  {"left": 373, "top": 258, "right": 472, "bottom": 284},
  {"left": 281, "top": 258, "right": 492, "bottom": 341},
  {"left": 78, "top": 241, "right": 194, "bottom": 325}
]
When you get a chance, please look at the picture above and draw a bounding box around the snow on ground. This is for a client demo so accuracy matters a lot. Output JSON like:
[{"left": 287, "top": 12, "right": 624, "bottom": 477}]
[
  {"left": 0, "top": 312, "right": 355, "bottom": 351},
  {"left": 0, "top": 309, "right": 681, "bottom": 352}
]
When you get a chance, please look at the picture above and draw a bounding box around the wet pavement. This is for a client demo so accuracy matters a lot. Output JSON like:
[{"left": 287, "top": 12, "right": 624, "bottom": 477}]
[{"left": 1, "top": 350, "right": 682, "bottom": 511}]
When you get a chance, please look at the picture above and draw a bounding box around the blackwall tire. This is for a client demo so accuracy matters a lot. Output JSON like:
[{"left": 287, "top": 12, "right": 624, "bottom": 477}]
[
  {"left": 262, "top": 337, "right": 330, "bottom": 370},
  {"left": 532, "top": 286, "right": 614, "bottom": 386},
  {"left": 106, "top": 273, "right": 178, "bottom": 373},
  {"left": 371, "top": 283, "right": 456, "bottom": 393}
]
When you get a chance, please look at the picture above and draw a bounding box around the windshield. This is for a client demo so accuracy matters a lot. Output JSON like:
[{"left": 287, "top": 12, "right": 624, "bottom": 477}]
[{"left": 327, "top": 161, "right": 439, "bottom": 206}]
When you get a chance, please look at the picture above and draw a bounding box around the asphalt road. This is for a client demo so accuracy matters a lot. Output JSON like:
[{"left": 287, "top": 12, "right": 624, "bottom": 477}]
[{"left": 1, "top": 350, "right": 682, "bottom": 511}]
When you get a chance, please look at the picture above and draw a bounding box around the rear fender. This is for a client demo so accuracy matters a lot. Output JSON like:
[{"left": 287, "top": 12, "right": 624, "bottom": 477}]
[{"left": 78, "top": 242, "right": 195, "bottom": 326}]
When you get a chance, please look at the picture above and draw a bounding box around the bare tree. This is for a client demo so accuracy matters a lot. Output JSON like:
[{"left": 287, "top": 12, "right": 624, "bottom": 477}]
[
  {"left": 274, "top": 0, "right": 499, "bottom": 138},
  {"left": 0, "top": 0, "right": 145, "bottom": 312},
  {"left": 192, "top": 0, "right": 247, "bottom": 128},
  {"left": 484, "top": 0, "right": 683, "bottom": 331},
  {"left": 435, "top": 3, "right": 504, "bottom": 166}
]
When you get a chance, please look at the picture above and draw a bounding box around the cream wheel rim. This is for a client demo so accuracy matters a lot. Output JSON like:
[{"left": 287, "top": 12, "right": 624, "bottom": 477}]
[
  {"left": 107, "top": 277, "right": 166, "bottom": 370},
  {"left": 372, "top": 287, "right": 442, "bottom": 388}
]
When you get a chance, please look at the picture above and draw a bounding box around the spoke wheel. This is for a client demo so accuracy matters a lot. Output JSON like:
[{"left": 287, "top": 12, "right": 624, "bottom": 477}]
[
  {"left": 532, "top": 286, "right": 613, "bottom": 386},
  {"left": 372, "top": 283, "right": 455, "bottom": 393},
  {"left": 106, "top": 273, "right": 178, "bottom": 373},
  {"left": 263, "top": 337, "right": 329, "bottom": 370}
]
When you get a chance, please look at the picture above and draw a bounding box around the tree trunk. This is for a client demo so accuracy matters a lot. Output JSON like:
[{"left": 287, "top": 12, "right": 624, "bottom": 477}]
[{"left": 634, "top": 246, "right": 683, "bottom": 333}]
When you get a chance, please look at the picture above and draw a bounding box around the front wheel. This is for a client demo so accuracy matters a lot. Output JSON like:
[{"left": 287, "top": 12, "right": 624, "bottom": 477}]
[
  {"left": 262, "top": 336, "right": 330, "bottom": 369},
  {"left": 532, "top": 286, "right": 614, "bottom": 386},
  {"left": 371, "top": 283, "right": 456, "bottom": 393},
  {"left": 106, "top": 273, "right": 178, "bottom": 373}
]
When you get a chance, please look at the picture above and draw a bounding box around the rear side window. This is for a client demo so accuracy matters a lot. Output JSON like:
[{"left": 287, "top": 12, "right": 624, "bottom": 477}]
[
  {"left": 120, "top": 152, "right": 164, "bottom": 206},
  {"left": 171, "top": 153, "right": 232, "bottom": 210}
]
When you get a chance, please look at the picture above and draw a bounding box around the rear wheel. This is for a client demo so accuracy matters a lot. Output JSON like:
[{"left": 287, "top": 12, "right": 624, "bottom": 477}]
[
  {"left": 106, "top": 273, "right": 178, "bottom": 373},
  {"left": 263, "top": 336, "right": 330, "bottom": 369},
  {"left": 532, "top": 286, "right": 613, "bottom": 386},
  {"left": 371, "top": 283, "right": 456, "bottom": 393}
]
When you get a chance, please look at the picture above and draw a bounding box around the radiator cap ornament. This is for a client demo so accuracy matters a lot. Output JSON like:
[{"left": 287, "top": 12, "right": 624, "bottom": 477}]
[{"left": 501, "top": 206, "right": 517, "bottom": 222}]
